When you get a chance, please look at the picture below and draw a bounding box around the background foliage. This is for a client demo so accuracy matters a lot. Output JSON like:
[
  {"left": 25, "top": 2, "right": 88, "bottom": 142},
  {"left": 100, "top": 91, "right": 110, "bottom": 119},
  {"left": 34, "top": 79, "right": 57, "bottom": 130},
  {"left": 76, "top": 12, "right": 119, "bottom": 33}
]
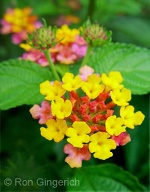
[{"left": 0, "top": 0, "right": 150, "bottom": 191}]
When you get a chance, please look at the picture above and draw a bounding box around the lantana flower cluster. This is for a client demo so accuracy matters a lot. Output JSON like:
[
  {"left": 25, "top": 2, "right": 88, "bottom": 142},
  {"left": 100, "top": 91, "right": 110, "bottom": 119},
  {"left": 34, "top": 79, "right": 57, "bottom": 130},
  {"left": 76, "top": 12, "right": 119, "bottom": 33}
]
[
  {"left": 30, "top": 67, "right": 145, "bottom": 168},
  {"left": 0, "top": 7, "right": 42, "bottom": 44},
  {"left": 20, "top": 24, "right": 87, "bottom": 66}
]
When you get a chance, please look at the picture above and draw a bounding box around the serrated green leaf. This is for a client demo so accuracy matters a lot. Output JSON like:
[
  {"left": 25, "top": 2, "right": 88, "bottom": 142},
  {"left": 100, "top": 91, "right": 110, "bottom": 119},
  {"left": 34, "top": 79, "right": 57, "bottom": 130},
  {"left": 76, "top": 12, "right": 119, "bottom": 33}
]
[
  {"left": 88, "top": 43, "right": 150, "bottom": 94},
  {"left": 0, "top": 59, "right": 52, "bottom": 110},
  {"left": 67, "top": 164, "right": 146, "bottom": 192}
]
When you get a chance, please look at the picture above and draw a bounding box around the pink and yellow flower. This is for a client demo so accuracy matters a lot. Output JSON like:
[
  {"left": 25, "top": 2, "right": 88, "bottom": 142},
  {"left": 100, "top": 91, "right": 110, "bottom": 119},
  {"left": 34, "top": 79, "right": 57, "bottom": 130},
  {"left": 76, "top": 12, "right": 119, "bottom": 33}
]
[
  {"left": 29, "top": 101, "right": 52, "bottom": 124},
  {"left": 79, "top": 65, "right": 94, "bottom": 80},
  {"left": 20, "top": 25, "right": 87, "bottom": 66},
  {"left": 1, "top": 7, "right": 42, "bottom": 44},
  {"left": 30, "top": 70, "right": 145, "bottom": 167},
  {"left": 111, "top": 132, "right": 131, "bottom": 146},
  {"left": 64, "top": 144, "right": 91, "bottom": 168}
]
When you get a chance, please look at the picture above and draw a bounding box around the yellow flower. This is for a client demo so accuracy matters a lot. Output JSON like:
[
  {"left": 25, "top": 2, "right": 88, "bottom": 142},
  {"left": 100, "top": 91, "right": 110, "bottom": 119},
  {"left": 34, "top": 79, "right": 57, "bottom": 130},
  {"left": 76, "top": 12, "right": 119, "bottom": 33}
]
[
  {"left": 81, "top": 74, "right": 104, "bottom": 99},
  {"left": 89, "top": 132, "right": 116, "bottom": 160},
  {"left": 62, "top": 73, "right": 82, "bottom": 91},
  {"left": 4, "top": 8, "right": 23, "bottom": 24},
  {"left": 20, "top": 43, "right": 32, "bottom": 51},
  {"left": 51, "top": 97, "right": 72, "bottom": 119},
  {"left": 120, "top": 105, "right": 145, "bottom": 129},
  {"left": 110, "top": 88, "right": 131, "bottom": 106},
  {"left": 56, "top": 24, "right": 79, "bottom": 44},
  {"left": 40, "top": 80, "right": 66, "bottom": 101},
  {"left": 40, "top": 119, "right": 68, "bottom": 142},
  {"left": 66, "top": 121, "right": 91, "bottom": 148},
  {"left": 101, "top": 71, "right": 123, "bottom": 91},
  {"left": 3, "top": 7, "right": 38, "bottom": 33},
  {"left": 106, "top": 115, "right": 126, "bottom": 136}
]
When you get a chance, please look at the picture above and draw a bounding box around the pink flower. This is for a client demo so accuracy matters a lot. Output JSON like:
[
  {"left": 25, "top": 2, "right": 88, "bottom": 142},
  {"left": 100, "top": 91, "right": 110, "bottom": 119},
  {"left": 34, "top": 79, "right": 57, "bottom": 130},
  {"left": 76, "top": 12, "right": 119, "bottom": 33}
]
[
  {"left": 29, "top": 101, "right": 52, "bottom": 124},
  {"left": 0, "top": 20, "right": 11, "bottom": 34},
  {"left": 21, "top": 49, "right": 56, "bottom": 67},
  {"left": 35, "top": 21, "right": 43, "bottom": 28},
  {"left": 111, "top": 132, "right": 131, "bottom": 146},
  {"left": 72, "top": 35, "right": 87, "bottom": 58},
  {"left": 56, "top": 44, "right": 77, "bottom": 64},
  {"left": 37, "top": 56, "right": 49, "bottom": 66},
  {"left": 72, "top": 43, "right": 87, "bottom": 57},
  {"left": 75, "top": 35, "right": 87, "bottom": 45},
  {"left": 12, "top": 31, "right": 27, "bottom": 44},
  {"left": 64, "top": 144, "right": 91, "bottom": 168},
  {"left": 79, "top": 65, "right": 94, "bottom": 80}
]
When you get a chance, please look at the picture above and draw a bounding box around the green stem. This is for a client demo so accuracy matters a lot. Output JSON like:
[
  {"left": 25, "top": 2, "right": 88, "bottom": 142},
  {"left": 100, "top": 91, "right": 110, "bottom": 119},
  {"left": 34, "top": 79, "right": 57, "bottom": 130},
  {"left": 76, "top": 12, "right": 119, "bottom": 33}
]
[
  {"left": 87, "top": 0, "right": 96, "bottom": 20},
  {"left": 44, "top": 50, "right": 60, "bottom": 81},
  {"left": 81, "top": 45, "right": 93, "bottom": 67}
]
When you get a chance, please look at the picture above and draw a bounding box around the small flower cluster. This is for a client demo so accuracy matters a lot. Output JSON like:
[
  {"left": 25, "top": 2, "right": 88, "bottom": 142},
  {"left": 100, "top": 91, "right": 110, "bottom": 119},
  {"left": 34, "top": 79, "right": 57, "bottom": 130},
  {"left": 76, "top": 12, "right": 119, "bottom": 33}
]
[
  {"left": 0, "top": 7, "right": 42, "bottom": 44},
  {"left": 20, "top": 24, "right": 87, "bottom": 65},
  {"left": 30, "top": 67, "right": 145, "bottom": 168}
]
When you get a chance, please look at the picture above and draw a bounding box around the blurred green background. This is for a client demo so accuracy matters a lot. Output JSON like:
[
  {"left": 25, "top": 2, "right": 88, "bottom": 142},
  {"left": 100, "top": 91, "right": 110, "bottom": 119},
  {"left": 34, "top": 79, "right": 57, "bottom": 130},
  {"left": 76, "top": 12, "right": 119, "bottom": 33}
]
[{"left": 0, "top": 0, "right": 150, "bottom": 191}]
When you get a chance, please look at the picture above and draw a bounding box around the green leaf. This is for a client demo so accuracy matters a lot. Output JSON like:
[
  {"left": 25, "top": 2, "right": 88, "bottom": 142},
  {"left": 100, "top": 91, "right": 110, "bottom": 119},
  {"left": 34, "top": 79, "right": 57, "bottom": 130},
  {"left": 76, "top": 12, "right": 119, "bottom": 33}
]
[
  {"left": 55, "top": 64, "right": 70, "bottom": 77},
  {"left": 108, "top": 17, "right": 150, "bottom": 48},
  {"left": 92, "top": 0, "right": 142, "bottom": 24},
  {"left": 11, "top": 0, "right": 59, "bottom": 15},
  {"left": 96, "top": 0, "right": 142, "bottom": 15},
  {"left": 32, "top": 1, "right": 59, "bottom": 15},
  {"left": 124, "top": 94, "right": 149, "bottom": 173},
  {"left": 67, "top": 164, "right": 146, "bottom": 192},
  {"left": 88, "top": 43, "right": 150, "bottom": 94},
  {"left": 0, "top": 59, "right": 52, "bottom": 110}
]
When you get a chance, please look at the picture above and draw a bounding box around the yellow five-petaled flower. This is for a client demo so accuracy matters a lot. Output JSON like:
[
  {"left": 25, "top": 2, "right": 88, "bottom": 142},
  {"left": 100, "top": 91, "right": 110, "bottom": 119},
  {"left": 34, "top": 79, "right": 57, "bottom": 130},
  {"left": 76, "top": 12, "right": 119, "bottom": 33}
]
[
  {"left": 40, "top": 80, "right": 66, "bottom": 100},
  {"left": 66, "top": 121, "right": 91, "bottom": 148},
  {"left": 62, "top": 72, "right": 83, "bottom": 91},
  {"left": 89, "top": 132, "right": 116, "bottom": 160},
  {"left": 81, "top": 74, "right": 104, "bottom": 99},
  {"left": 110, "top": 88, "right": 131, "bottom": 106},
  {"left": 120, "top": 105, "right": 145, "bottom": 128},
  {"left": 106, "top": 115, "right": 126, "bottom": 136},
  {"left": 101, "top": 71, "right": 123, "bottom": 91},
  {"left": 51, "top": 97, "right": 72, "bottom": 119},
  {"left": 40, "top": 119, "right": 68, "bottom": 142}
]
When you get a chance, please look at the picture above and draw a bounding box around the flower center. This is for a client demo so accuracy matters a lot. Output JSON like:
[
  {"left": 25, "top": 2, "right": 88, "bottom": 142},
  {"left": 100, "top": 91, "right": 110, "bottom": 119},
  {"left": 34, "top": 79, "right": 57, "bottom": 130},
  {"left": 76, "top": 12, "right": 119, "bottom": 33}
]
[{"left": 69, "top": 91, "right": 115, "bottom": 133}]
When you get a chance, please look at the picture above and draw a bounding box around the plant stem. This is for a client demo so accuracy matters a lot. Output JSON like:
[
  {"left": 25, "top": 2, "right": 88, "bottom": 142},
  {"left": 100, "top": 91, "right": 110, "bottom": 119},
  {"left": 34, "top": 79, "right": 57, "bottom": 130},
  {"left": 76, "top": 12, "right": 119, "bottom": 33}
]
[
  {"left": 44, "top": 50, "right": 60, "bottom": 81},
  {"left": 81, "top": 45, "right": 93, "bottom": 67},
  {"left": 87, "top": 0, "right": 96, "bottom": 20}
]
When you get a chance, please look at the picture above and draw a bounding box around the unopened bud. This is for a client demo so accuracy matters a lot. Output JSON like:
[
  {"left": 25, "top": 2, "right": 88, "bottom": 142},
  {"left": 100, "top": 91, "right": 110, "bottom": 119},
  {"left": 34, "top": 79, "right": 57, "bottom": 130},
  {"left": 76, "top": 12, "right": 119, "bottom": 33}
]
[
  {"left": 28, "top": 26, "right": 57, "bottom": 50},
  {"left": 80, "top": 19, "right": 111, "bottom": 47}
]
